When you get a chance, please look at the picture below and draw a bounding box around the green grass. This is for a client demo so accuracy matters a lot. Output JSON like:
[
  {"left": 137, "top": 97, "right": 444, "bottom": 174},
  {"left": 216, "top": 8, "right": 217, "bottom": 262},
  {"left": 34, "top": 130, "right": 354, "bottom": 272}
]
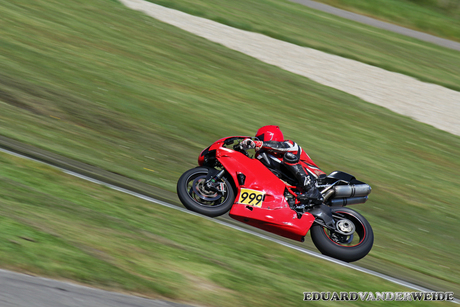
[
  {"left": 0, "top": 0, "right": 459, "bottom": 300},
  {"left": 313, "top": 0, "right": 460, "bottom": 41},
  {"left": 144, "top": 0, "right": 460, "bottom": 92},
  {"left": 2, "top": 151, "right": 446, "bottom": 307}
]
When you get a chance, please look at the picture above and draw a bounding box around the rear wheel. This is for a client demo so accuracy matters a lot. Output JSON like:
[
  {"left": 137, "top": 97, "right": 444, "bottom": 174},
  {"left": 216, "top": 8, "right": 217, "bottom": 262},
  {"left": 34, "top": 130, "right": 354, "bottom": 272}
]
[
  {"left": 177, "top": 167, "right": 235, "bottom": 217},
  {"left": 310, "top": 207, "right": 373, "bottom": 262}
]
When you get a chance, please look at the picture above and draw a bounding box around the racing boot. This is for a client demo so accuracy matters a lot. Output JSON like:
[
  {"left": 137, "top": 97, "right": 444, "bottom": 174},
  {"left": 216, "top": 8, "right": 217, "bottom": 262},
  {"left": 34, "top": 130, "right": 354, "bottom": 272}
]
[
  {"left": 297, "top": 186, "right": 323, "bottom": 205},
  {"left": 284, "top": 163, "right": 323, "bottom": 205}
]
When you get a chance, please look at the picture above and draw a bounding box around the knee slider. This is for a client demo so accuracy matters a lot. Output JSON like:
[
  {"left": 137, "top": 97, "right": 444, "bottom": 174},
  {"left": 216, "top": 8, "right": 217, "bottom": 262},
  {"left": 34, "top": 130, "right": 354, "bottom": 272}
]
[{"left": 283, "top": 152, "right": 299, "bottom": 164}]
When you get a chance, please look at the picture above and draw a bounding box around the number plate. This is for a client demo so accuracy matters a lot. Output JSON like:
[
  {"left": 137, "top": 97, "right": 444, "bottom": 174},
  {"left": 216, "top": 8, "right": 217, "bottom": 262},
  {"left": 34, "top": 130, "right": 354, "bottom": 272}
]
[{"left": 238, "top": 188, "right": 265, "bottom": 207}]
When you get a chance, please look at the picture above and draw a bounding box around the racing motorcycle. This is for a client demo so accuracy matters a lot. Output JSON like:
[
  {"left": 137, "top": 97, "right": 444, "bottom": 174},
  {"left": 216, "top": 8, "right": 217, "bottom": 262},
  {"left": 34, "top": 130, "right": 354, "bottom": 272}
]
[{"left": 177, "top": 136, "right": 373, "bottom": 262}]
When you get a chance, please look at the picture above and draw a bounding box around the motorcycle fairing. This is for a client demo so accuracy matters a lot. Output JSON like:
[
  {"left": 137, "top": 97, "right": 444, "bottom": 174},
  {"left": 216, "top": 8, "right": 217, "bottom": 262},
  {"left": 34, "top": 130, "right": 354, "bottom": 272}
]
[
  {"left": 229, "top": 204, "right": 315, "bottom": 241},
  {"left": 210, "top": 141, "right": 315, "bottom": 242},
  {"left": 217, "top": 147, "right": 287, "bottom": 210}
]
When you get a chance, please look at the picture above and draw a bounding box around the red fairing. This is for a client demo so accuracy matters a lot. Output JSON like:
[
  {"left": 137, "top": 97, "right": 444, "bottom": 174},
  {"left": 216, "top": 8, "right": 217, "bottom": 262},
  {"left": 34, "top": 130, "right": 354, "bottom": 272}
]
[
  {"left": 229, "top": 204, "right": 315, "bottom": 241},
  {"left": 198, "top": 146, "right": 209, "bottom": 166},
  {"left": 299, "top": 151, "right": 326, "bottom": 178},
  {"left": 204, "top": 136, "right": 316, "bottom": 241},
  {"left": 198, "top": 136, "right": 248, "bottom": 166},
  {"left": 217, "top": 147, "right": 287, "bottom": 209}
]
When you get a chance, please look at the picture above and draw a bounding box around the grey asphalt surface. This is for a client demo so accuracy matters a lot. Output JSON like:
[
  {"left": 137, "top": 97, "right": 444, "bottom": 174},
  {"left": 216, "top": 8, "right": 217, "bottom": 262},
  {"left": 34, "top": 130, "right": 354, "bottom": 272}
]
[
  {"left": 289, "top": 0, "right": 460, "bottom": 51},
  {"left": 0, "top": 269, "right": 195, "bottom": 307}
]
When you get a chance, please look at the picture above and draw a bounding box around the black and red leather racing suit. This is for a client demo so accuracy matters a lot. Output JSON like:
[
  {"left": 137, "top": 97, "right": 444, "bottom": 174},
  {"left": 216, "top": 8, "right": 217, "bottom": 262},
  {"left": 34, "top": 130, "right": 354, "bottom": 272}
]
[{"left": 256, "top": 140, "right": 325, "bottom": 203}]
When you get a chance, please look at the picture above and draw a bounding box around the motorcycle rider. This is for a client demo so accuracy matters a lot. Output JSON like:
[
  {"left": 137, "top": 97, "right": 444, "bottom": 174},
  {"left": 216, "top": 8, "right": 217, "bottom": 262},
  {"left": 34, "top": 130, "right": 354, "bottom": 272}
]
[{"left": 241, "top": 125, "right": 324, "bottom": 205}]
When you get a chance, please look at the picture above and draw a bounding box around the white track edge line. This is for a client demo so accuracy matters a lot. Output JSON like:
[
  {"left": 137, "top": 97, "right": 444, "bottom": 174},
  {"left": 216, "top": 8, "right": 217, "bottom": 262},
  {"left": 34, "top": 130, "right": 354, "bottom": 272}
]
[{"left": 0, "top": 147, "right": 458, "bottom": 303}]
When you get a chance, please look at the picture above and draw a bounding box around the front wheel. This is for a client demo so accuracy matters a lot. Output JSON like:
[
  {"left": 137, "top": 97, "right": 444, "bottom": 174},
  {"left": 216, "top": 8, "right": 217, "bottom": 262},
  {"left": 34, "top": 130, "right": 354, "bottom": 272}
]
[
  {"left": 310, "top": 207, "right": 373, "bottom": 262},
  {"left": 177, "top": 167, "right": 235, "bottom": 217}
]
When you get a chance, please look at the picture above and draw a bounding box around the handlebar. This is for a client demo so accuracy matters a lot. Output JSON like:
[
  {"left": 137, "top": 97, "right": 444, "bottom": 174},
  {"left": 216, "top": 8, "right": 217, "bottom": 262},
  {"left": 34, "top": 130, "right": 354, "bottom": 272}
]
[
  {"left": 224, "top": 137, "right": 243, "bottom": 145},
  {"left": 219, "top": 136, "right": 253, "bottom": 156},
  {"left": 233, "top": 143, "right": 243, "bottom": 151}
]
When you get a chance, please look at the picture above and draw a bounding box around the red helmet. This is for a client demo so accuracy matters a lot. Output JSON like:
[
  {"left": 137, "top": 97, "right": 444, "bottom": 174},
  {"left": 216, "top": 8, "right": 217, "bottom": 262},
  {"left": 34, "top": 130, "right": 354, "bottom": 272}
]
[{"left": 256, "top": 125, "right": 284, "bottom": 142}]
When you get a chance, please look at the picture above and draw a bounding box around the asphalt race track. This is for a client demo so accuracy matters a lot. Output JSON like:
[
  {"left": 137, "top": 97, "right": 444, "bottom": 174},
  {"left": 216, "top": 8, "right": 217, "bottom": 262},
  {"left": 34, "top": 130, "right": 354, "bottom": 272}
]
[
  {"left": 0, "top": 269, "right": 193, "bottom": 307},
  {"left": 289, "top": 0, "right": 460, "bottom": 51}
]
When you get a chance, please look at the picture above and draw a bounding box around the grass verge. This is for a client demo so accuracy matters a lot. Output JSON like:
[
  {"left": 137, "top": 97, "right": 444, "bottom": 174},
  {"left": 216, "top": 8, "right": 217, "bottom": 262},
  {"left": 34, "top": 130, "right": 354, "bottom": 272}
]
[
  {"left": 144, "top": 0, "right": 460, "bottom": 92},
  {"left": 2, "top": 151, "right": 449, "bottom": 307},
  {"left": 0, "top": 0, "right": 459, "bottom": 297}
]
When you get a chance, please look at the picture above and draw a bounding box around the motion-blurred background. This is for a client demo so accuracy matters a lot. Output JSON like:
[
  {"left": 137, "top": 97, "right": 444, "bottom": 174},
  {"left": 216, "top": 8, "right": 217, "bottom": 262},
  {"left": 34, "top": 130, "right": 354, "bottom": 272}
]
[{"left": 0, "top": 0, "right": 459, "bottom": 306}]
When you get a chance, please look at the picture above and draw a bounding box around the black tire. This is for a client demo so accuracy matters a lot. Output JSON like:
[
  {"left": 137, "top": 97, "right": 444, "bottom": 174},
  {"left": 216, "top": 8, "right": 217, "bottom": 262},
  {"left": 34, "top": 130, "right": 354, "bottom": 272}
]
[
  {"left": 310, "top": 207, "right": 373, "bottom": 262},
  {"left": 177, "top": 167, "right": 235, "bottom": 217}
]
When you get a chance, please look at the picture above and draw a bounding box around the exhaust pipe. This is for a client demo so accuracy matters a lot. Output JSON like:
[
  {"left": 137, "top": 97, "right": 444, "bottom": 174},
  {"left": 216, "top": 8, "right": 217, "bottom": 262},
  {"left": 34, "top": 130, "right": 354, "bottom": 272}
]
[
  {"left": 334, "top": 184, "right": 371, "bottom": 198},
  {"left": 330, "top": 196, "right": 368, "bottom": 207}
]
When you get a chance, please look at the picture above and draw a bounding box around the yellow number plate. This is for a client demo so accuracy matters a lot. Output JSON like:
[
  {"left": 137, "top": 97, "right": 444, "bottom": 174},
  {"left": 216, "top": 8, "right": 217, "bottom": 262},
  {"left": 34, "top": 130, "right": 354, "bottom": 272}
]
[{"left": 238, "top": 188, "right": 265, "bottom": 207}]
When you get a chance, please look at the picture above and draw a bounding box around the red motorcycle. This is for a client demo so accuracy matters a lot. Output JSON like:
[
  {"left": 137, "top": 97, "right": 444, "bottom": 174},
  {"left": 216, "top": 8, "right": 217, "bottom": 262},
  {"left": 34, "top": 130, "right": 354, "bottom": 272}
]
[{"left": 177, "top": 136, "right": 373, "bottom": 262}]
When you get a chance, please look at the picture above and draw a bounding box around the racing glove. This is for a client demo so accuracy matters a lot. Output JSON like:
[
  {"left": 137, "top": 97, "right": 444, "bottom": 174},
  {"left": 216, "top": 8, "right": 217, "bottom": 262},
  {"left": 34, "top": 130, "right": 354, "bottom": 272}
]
[{"left": 241, "top": 139, "right": 263, "bottom": 150}]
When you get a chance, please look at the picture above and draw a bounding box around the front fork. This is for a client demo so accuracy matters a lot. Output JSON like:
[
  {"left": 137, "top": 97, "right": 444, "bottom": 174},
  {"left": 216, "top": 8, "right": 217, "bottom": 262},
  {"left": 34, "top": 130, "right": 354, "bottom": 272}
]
[{"left": 205, "top": 168, "right": 226, "bottom": 193}]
